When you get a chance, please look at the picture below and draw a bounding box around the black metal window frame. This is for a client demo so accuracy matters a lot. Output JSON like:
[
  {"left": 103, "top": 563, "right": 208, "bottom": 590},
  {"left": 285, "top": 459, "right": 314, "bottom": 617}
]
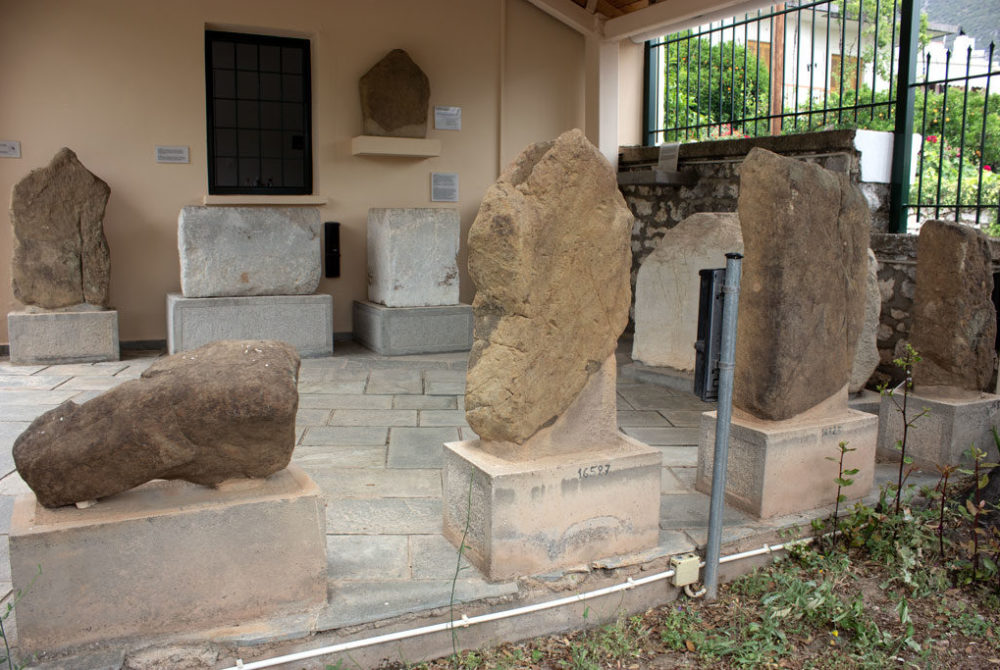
[{"left": 205, "top": 30, "right": 313, "bottom": 195}]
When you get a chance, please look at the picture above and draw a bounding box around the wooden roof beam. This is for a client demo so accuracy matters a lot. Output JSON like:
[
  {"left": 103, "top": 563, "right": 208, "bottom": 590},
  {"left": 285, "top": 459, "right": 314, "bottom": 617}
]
[
  {"left": 603, "top": 0, "right": 776, "bottom": 41},
  {"left": 524, "top": 0, "right": 604, "bottom": 36}
]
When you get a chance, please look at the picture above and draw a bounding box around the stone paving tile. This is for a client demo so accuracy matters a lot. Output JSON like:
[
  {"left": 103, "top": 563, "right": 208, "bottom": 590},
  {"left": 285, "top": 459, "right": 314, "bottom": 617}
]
[
  {"left": 293, "top": 446, "right": 386, "bottom": 469},
  {"left": 295, "top": 408, "right": 332, "bottom": 426},
  {"left": 622, "top": 426, "right": 700, "bottom": 446},
  {"left": 298, "top": 394, "right": 392, "bottom": 410},
  {"left": 458, "top": 427, "right": 479, "bottom": 441},
  {"left": 408, "top": 533, "right": 473, "bottom": 579},
  {"left": 423, "top": 370, "right": 466, "bottom": 396},
  {"left": 326, "top": 535, "right": 409, "bottom": 580},
  {"left": 308, "top": 468, "right": 441, "bottom": 499},
  {"left": 57, "top": 376, "right": 128, "bottom": 391},
  {"left": 659, "top": 409, "right": 709, "bottom": 427},
  {"left": 366, "top": 369, "right": 423, "bottom": 395},
  {"left": 0, "top": 363, "right": 47, "bottom": 375},
  {"left": 0, "top": 472, "right": 31, "bottom": 497},
  {"left": 660, "top": 492, "right": 749, "bottom": 529},
  {"left": 0, "top": 424, "right": 27, "bottom": 476},
  {"left": 0, "top": 390, "right": 80, "bottom": 406},
  {"left": 298, "top": 380, "right": 368, "bottom": 394},
  {"left": 300, "top": 426, "right": 388, "bottom": 446},
  {"left": 655, "top": 446, "right": 699, "bottom": 467},
  {"left": 329, "top": 409, "right": 417, "bottom": 427},
  {"left": 0, "top": 405, "right": 56, "bottom": 422},
  {"left": 388, "top": 427, "right": 460, "bottom": 469},
  {"left": 617, "top": 384, "right": 714, "bottom": 411},
  {"left": 393, "top": 395, "right": 457, "bottom": 410},
  {"left": 0, "top": 375, "right": 72, "bottom": 390},
  {"left": 616, "top": 410, "right": 671, "bottom": 427},
  {"left": 683, "top": 524, "right": 763, "bottom": 548},
  {"left": 43, "top": 363, "right": 128, "bottom": 377},
  {"left": 418, "top": 410, "right": 469, "bottom": 427},
  {"left": 68, "top": 390, "right": 105, "bottom": 403},
  {"left": 0, "top": 497, "right": 14, "bottom": 535},
  {"left": 660, "top": 467, "right": 687, "bottom": 492},
  {"left": 616, "top": 392, "right": 636, "bottom": 410},
  {"left": 670, "top": 466, "right": 697, "bottom": 490},
  {"left": 325, "top": 498, "right": 442, "bottom": 534}
]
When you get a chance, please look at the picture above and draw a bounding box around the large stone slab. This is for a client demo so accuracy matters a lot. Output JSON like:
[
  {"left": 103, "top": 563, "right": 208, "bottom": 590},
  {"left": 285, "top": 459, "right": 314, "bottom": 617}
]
[
  {"left": 13, "top": 340, "right": 299, "bottom": 507},
  {"left": 632, "top": 212, "right": 742, "bottom": 371},
  {"left": 367, "top": 208, "right": 460, "bottom": 307},
  {"left": 465, "top": 129, "right": 633, "bottom": 444},
  {"left": 8, "top": 308, "right": 119, "bottom": 364},
  {"left": 735, "top": 147, "right": 870, "bottom": 420},
  {"left": 911, "top": 220, "right": 996, "bottom": 391},
  {"left": 353, "top": 300, "right": 472, "bottom": 355},
  {"left": 850, "top": 249, "right": 881, "bottom": 393},
  {"left": 10, "top": 148, "right": 111, "bottom": 308},
  {"left": 178, "top": 206, "right": 321, "bottom": 298},
  {"left": 167, "top": 293, "right": 333, "bottom": 357},
  {"left": 359, "top": 49, "right": 430, "bottom": 138},
  {"left": 10, "top": 466, "right": 327, "bottom": 655}
]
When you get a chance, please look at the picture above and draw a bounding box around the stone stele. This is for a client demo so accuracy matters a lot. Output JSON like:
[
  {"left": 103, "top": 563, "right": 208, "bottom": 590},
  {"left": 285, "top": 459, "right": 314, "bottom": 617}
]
[
  {"left": 359, "top": 49, "right": 430, "bottom": 138},
  {"left": 632, "top": 212, "right": 743, "bottom": 371},
  {"left": 13, "top": 340, "right": 300, "bottom": 508},
  {"left": 465, "top": 128, "right": 633, "bottom": 444},
  {"left": 178, "top": 206, "right": 321, "bottom": 298},
  {"left": 911, "top": 219, "right": 996, "bottom": 392},
  {"left": 367, "top": 208, "right": 460, "bottom": 307},
  {"left": 734, "top": 147, "right": 869, "bottom": 420},
  {"left": 10, "top": 147, "right": 111, "bottom": 309},
  {"left": 849, "top": 248, "right": 881, "bottom": 393}
]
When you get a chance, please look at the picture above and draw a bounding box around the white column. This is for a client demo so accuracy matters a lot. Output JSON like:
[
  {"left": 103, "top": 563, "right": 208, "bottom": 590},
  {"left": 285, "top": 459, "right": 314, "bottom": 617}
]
[{"left": 585, "top": 35, "right": 620, "bottom": 169}]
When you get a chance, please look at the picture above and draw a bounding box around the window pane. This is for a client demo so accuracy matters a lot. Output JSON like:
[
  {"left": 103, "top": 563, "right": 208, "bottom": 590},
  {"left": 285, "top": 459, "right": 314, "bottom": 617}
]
[
  {"left": 236, "top": 43, "right": 257, "bottom": 70},
  {"left": 284, "top": 132, "right": 304, "bottom": 157},
  {"left": 238, "top": 130, "right": 259, "bottom": 157},
  {"left": 236, "top": 71, "right": 259, "bottom": 99},
  {"left": 283, "top": 159, "right": 303, "bottom": 187},
  {"left": 282, "top": 103, "right": 303, "bottom": 131},
  {"left": 260, "top": 102, "right": 281, "bottom": 129},
  {"left": 260, "top": 45, "right": 280, "bottom": 72},
  {"left": 237, "top": 101, "right": 259, "bottom": 128},
  {"left": 239, "top": 158, "right": 260, "bottom": 187},
  {"left": 283, "top": 75, "right": 302, "bottom": 102},
  {"left": 215, "top": 129, "right": 237, "bottom": 156},
  {"left": 212, "top": 42, "right": 234, "bottom": 69},
  {"left": 260, "top": 73, "right": 281, "bottom": 101},
  {"left": 282, "top": 47, "right": 302, "bottom": 73},
  {"left": 213, "top": 69, "right": 235, "bottom": 98},
  {"left": 261, "top": 159, "right": 282, "bottom": 187},
  {"left": 261, "top": 130, "right": 282, "bottom": 158},
  {"left": 215, "top": 157, "right": 237, "bottom": 186},
  {"left": 214, "top": 99, "right": 236, "bottom": 127}
]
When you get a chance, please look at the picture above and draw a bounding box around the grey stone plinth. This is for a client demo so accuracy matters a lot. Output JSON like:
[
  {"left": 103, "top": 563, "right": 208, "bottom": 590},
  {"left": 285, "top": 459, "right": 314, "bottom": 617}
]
[
  {"left": 353, "top": 300, "right": 472, "bottom": 355},
  {"left": 877, "top": 388, "right": 1000, "bottom": 467},
  {"left": 8, "top": 309, "right": 119, "bottom": 364},
  {"left": 367, "top": 208, "right": 460, "bottom": 307},
  {"left": 442, "top": 437, "right": 662, "bottom": 581},
  {"left": 9, "top": 466, "right": 327, "bottom": 655},
  {"left": 167, "top": 293, "right": 332, "bottom": 357},
  {"left": 696, "top": 409, "right": 877, "bottom": 519},
  {"left": 178, "top": 206, "right": 321, "bottom": 298}
]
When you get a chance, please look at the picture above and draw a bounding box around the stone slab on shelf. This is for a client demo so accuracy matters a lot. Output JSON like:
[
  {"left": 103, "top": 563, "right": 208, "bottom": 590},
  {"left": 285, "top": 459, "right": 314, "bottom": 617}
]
[
  {"left": 351, "top": 136, "right": 441, "bottom": 157},
  {"left": 167, "top": 293, "right": 332, "bottom": 357},
  {"left": 353, "top": 300, "right": 472, "bottom": 356},
  {"left": 7, "top": 309, "right": 119, "bottom": 365}
]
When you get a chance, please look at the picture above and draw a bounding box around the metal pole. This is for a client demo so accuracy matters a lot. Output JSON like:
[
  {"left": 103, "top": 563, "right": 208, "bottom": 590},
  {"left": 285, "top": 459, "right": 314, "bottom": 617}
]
[
  {"left": 704, "top": 252, "right": 743, "bottom": 601},
  {"left": 888, "top": 0, "right": 920, "bottom": 234}
]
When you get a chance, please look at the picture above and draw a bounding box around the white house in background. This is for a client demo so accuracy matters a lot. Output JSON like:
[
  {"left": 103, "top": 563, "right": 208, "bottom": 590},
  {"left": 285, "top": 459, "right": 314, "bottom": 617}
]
[{"left": 921, "top": 33, "right": 1000, "bottom": 91}]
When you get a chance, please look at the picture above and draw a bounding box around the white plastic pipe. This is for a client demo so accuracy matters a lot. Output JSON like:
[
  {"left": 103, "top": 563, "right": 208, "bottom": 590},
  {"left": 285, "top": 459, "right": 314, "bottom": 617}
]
[{"left": 223, "top": 535, "right": 817, "bottom": 670}]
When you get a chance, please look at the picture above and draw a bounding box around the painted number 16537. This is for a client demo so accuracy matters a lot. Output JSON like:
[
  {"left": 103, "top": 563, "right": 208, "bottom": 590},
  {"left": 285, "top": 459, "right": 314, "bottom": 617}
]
[{"left": 578, "top": 464, "right": 611, "bottom": 479}]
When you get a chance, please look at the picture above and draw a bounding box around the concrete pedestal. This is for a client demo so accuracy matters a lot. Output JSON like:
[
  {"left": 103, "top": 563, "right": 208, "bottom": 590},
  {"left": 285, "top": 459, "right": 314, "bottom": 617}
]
[
  {"left": 167, "top": 293, "right": 332, "bottom": 357},
  {"left": 442, "top": 437, "right": 662, "bottom": 581},
  {"left": 353, "top": 300, "right": 472, "bottom": 355},
  {"left": 9, "top": 465, "right": 327, "bottom": 655},
  {"left": 696, "top": 409, "right": 878, "bottom": 519},
  {"left": 877, "top": 388, "right": 1000, "bottom": 467},
  {"left": 7, "top": 309, "right": 119, "bottom": 364}
]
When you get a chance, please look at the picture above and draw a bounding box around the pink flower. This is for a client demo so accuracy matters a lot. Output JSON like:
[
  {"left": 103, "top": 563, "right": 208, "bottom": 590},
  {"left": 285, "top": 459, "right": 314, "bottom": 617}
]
[
  {"left": 926, "top": 135, "right": 938, "bottom": 143},
  {"left": 985, "top": 165, "right": 993, "bottom": 172}
]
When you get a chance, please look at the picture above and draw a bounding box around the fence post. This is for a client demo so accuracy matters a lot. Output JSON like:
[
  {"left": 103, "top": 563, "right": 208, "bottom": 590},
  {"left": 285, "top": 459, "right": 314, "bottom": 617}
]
[
  {"left": 644, "top": 41, "right": 657, "bottom": 146},
  {"left": 888, "top": 0, "right": 920, "bottom": 234}
]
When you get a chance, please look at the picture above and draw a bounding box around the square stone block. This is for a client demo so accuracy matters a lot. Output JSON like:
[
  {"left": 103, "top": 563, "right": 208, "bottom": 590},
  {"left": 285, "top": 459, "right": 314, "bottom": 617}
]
[
  {"left": 9, "top": 466, "right": 327, "bottom": 655},
  {"left": 877, "top": 389, "right": 1000, "bottom": 467},
  {"left": 8, "top": 309, "right": 119, "bottom": 364},
  {"left": 442, "top": 437, "right": 662, "bottom": 581},
  {"left": 353, "top": 300, "right": 472, "bottom": 355},
  {"left": 367, "top": 208, "right": 460, "bottom": 307},
  {"left": 696, "top": 409, "right": 877, "bottom": 519},
  {"left": 167, "top": 293, "right": 332, "bottom": 357}
]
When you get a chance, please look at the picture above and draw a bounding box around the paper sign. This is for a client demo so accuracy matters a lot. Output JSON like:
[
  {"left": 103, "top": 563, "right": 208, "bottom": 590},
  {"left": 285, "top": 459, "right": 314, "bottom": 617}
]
[
  {"left": 155, "top": 146, "right": 190, "bottom": 163},
  {"left": 657, "top": 142, "right": 680, "bottom": 172},
  {"left": 431, "top": 172, "right": 459, "bottom": 202},
  {"left": 0, "top": 140, "right": 21, "bottom": 158},
  {"left": 434, "top": 106, "right": 462, "bottom": 131}
]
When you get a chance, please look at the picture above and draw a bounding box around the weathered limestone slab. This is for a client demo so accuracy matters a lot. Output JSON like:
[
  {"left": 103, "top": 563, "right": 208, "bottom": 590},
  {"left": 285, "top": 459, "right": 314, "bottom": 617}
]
[
  {"left": 178, "top": 206, "right": 321, "bottom": 298},
  {"left": 10, "top": 466, "right": 327, "bottom": 655},
  {"left": 850, "top": 249, "right": 881, "bottom": 393},
  {"left": 8, "top": 309, "right": 118, "bottom": 364},
  {"left": 465, "top": 129, "right": 633, "bottom": 444},
  {"left": 13, "top": 340, "right": 299, "bottom": 508},
  {"left": 877, "top": 388, "right": 1000, "bottom": 467},
  {"left": 10, "top": 148, "right": 111, "bottom": 308},
  {"left": 367, "top": 208, "right": 460, "bottom": 307},
  {"left": 359, "top": 49, "right": 430, "bottom": 138},
  {"left": 353, "top": 300, "right": 472, "bottom": 355},
  {"left": 697, "top": 408, "right": 878, "bottom": 518},
  {"left": 632, "top": 212, "right": 742, "bottom": 371},
  {"left": 735, "top": 147, "right": 869, "bottom": 420},
  {"left": 911, "top": 220, "right": 996, "bottom": 391},
  {"left": 167, "top": 293, "right": 333, "bottom": 357}
]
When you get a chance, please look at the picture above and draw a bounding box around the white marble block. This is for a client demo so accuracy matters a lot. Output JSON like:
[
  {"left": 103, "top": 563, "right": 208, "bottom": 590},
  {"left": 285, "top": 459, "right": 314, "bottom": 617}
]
[
  {"left": 8, "top": 309, "right": 119, "bottom": 364},
  {"left": 179, "top": 206, "right": 322, "bottom": 298},
  {"left": 367, "top": 208, "right": 460, "bottom": 307},
  {"left": 632, "top": 213, "right": 742, "bottom": 371}
]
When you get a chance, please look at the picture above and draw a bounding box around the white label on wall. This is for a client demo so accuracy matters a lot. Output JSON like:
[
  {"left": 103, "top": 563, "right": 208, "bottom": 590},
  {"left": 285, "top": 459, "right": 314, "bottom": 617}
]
[
  {"left": 155, "top": 146, "right": 190, "bottom": 163},
  {"left": 434, "top": 106, "right": 462, "bottom": 131},
  {"left": 657, "top": 142, "right": 680, "bottom": 172},
  {"left": 0, "top": 140, "right": 21, "bottom": 158},
  {"left": 431, "top": 172, "right": 459, "bottom": 202}
]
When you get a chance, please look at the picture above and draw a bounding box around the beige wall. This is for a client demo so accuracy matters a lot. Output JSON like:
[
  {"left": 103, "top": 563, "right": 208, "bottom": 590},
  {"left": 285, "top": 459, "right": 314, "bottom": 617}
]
[{"left": 0, "top": 0, "right": 590, "bottom": 346}]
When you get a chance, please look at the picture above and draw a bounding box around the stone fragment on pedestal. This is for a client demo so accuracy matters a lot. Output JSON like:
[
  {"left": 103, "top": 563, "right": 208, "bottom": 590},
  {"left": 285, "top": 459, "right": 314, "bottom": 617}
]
[
  {"left": 367, "top": 208, "right": 460, "bottom": 307},
  {"left": 632, "top": 212, "right": 742, "bottom": 371},
  {"left": 353, "top": 301, "right": 472, "bottom": 355},
  {"left": 7, "top": 308, "right": 119, "bottom": 365},
  {"left": 849, "top": 249, "right": 881, "bottom": 393},
  {"left": 359, "top": 49, "right": 430, "bottom": 138}
]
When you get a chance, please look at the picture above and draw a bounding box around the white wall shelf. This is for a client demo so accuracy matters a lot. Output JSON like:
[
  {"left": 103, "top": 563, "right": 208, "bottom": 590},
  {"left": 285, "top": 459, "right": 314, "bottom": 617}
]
[{"left": 351, "top": 136, "right": 441, "bottom": 158}]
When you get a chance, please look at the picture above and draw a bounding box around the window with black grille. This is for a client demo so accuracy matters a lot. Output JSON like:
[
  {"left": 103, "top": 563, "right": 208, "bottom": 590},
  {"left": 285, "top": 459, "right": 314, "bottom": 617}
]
[{"left": 205, "top": 30, "right": 312, "bottom": 194}]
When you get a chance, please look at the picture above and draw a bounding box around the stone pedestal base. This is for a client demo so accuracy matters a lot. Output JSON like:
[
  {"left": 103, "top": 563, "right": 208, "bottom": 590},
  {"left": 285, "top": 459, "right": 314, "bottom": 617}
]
[
  {"left": 7, "top": 309, "right": 119, "bottom": 364},
  {"left": 9, "top": 465, "right": 327, "bottom": 655},
  {"left": 877, "top": 388, "right": 1000, "bottom": 467},
  {"left": 696, "top": 409, "right": 877, "bottom": 519},
  {"left": 167, "top": 293, "right": 332, "bottom": 357},
  {"left": 442, "top": 437, "right": 662, "bottom": 581},
  {"left": 353, "top": 300, "right": 472, "bottom": 355}
]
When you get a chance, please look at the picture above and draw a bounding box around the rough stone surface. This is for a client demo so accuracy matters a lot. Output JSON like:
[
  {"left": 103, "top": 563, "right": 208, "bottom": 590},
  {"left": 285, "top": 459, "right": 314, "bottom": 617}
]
[
  {"left": 911, "top": 220, "right": 996, "bottom": 391},
  {"left": 850, "top": 249, "right": 881, "bottom": 392},
  {"left": 178, "top": 206, "right": 321, "bottom": 298},
  {"left": 13, "top": 340, "right": 300, "bottom": 507},
  {"left": 632, "top": 212, "right": 742, "bottom": 370},
  {"left": 10, "top": 148, "right": 111, "bottom": 308},
  {"left": 8, "top": 308, "right": 119, "bottom": 365},
  {"left": 464, "top": 129, "right": 633, "bottom": 444},
  {"left": 734, "top": 147, "right": 870, "bottom": 420},
  {"left": 359, "top": 49, "right": 430, "bottom": 138},
  {"left": 367, "top": 208, "right": 460, "bottom": 306}
]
